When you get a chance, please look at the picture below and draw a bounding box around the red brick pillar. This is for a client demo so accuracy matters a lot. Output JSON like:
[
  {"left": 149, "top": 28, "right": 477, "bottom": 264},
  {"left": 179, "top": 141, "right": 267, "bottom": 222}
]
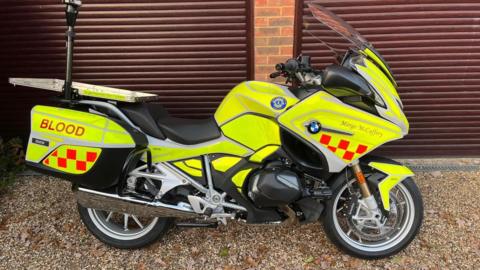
[{"left": 254, "top": 0, "right": 295, "bottom": 81}]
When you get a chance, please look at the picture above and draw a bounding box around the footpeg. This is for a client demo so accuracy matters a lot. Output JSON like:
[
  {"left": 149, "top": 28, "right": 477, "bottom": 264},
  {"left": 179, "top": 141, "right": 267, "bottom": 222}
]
[{"left": 187, "top": 195, "right": 215, "bottom": 214}]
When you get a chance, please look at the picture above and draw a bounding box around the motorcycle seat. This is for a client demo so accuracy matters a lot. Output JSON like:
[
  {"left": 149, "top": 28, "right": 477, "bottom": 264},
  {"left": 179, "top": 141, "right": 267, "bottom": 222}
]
[
  {"left": 119, "top": 103, "right": 221, "bottom": 145},
  {"left": 157, "top": 116, "right": 221, "bottom": 145}
]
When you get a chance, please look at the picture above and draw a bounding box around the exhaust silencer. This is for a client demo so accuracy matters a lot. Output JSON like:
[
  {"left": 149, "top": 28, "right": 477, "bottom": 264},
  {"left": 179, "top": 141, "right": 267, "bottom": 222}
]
[{"left": 75, "top": 187, "right": 198, "bottom": 218}]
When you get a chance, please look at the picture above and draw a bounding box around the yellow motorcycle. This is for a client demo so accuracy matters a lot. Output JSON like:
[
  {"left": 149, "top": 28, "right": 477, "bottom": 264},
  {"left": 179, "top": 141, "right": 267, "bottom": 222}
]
[{"left": 13, "top": 1, "right": 422, "bottom": 258}]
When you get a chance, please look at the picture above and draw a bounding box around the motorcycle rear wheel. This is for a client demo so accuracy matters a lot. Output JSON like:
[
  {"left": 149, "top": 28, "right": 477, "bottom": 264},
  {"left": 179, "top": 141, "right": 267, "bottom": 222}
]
[
  {"left": 323, "top": 177, "right": 423, "bottom": 259},
  {"left": 77, "top": 204, "right": 173, "bottom": 249}
]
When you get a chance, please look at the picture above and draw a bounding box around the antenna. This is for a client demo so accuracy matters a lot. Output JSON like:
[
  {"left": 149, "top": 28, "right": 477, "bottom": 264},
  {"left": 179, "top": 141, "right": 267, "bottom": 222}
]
[{"left": 63, "top": 0, "right": 82, "bottom": 100}]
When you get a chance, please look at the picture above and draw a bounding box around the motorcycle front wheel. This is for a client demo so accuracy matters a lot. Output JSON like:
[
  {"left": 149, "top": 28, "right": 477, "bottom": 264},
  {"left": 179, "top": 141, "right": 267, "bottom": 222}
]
[
  {"left": 77, "top": 204, "right": 173, "bottom": 249},
  {"left": 323, "top": 177, "right": 423, "bottom": 259}
]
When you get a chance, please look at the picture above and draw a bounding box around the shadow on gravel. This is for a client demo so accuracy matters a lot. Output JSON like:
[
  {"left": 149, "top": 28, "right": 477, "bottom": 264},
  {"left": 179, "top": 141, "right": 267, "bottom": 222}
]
[{"left": 0, "top": 172, "right": 479, "bottom": 269}]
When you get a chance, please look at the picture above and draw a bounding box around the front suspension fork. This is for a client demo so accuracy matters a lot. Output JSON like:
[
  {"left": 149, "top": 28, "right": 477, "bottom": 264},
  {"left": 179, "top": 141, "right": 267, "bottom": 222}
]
[{"left": 351, "top": 161, "right": 378, "bottom": 210}]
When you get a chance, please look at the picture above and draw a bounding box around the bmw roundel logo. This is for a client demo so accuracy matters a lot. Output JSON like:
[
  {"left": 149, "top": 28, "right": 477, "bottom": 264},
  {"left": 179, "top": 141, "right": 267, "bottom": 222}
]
[
  {"left": 271, "top": 97, "right": 287, "bottom": 110},
  {"left": 307, "top": 121, "right": 321, "bottom": 134}
]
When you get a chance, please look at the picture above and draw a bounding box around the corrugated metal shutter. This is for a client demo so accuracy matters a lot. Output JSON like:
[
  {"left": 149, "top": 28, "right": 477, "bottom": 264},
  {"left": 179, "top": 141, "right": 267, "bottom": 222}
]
[
  {"left": 295, "top": 0, "right": 480, "bottom": 157},
  {"left": 0, "top": 0, "right": 253, "bottom": 139}
]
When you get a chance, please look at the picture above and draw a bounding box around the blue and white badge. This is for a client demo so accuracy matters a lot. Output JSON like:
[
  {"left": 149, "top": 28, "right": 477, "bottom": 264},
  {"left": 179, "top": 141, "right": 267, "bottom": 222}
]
[
  {"left": 307, "top": 121, "right": 321, "bottom": 134},
  {"left": 271, "top": 97, "right": 287, "bottom": 110}
]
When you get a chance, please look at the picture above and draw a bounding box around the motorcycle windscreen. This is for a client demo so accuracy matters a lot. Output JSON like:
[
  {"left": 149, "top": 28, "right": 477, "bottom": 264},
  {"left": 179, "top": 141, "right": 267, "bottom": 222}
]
[{"left": 306, "top": 3, "right": 397, "bottom": 86}]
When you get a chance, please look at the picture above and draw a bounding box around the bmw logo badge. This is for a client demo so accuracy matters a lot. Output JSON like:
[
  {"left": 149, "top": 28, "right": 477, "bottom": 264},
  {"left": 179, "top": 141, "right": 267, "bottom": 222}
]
[
  {"left": 271, "top": 97, "right": 287, "bottom": 110},
  {"left": 307, "top": 121, "right": 321, "bottom": 134}
]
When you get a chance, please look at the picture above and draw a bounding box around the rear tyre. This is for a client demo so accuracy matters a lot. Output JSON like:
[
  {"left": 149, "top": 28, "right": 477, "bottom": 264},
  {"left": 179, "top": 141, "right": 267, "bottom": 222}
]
[
  {"left": 323, "top": 178, "right": 423, "bottom": 259},
  {"left": 77, "top": 204, "right": 173, "bottom": 249}
]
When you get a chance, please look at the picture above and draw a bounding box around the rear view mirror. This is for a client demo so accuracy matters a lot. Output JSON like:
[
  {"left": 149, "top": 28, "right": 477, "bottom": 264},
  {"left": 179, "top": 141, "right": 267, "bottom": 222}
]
[{"left": 300, "top": 55, "right": 311, "bottom": 67}]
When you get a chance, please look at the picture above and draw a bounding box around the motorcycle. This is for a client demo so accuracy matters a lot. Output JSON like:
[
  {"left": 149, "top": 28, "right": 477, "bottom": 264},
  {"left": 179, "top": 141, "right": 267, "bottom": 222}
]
[{"left": 11, "top": 0, "right": 423, "bottom": 259}]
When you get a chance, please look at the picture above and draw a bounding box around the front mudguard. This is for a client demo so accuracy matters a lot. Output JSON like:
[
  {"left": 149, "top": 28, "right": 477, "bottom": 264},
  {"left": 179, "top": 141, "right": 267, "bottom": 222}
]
[
  {"left": 327, "top": 156, "right": 414, "bottom": 212},
  {"left": 367, "top": 161, "right": 414, "bottom": 211}
]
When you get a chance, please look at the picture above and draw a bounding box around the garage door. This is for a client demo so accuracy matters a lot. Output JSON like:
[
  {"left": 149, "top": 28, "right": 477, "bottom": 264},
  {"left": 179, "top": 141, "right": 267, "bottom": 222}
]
[
  {"left": 295, "top": 0, "right": 480, "bottom": 157},
  {"left": 0, "top": 0, "right": 253, "bottom": 139}
]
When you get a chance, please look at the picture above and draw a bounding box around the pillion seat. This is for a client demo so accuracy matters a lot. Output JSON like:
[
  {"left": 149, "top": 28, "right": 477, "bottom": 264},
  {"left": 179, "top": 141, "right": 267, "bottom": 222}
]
[{"left": 119, "top": 103, "right": 221, "bottom": 145}]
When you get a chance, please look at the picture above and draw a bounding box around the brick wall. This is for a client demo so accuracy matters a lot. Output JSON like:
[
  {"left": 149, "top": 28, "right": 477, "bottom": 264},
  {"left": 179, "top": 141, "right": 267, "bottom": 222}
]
[{"left": 254, "top": 0, "right": 295, "bottom": 81}]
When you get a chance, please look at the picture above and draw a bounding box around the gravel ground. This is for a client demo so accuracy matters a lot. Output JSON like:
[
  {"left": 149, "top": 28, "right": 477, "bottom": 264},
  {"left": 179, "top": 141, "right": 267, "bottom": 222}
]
[{"left": 1, "top": 171, "right": 480, "bottom": 270}]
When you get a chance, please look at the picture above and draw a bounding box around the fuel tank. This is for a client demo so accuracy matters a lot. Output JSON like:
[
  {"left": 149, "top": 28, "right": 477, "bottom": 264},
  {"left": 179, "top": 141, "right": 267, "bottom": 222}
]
[
  {"left": 215, "top": 81, "right": 298, "bottom": 125},
  {"left": 215, "top": 81, "right": 298, "bottom": 152}
]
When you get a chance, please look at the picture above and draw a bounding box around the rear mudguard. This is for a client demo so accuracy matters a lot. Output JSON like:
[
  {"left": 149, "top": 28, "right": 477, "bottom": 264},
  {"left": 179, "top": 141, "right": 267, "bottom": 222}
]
[{"left": 328, "top": 156, "right": 414, "bottom": 211}]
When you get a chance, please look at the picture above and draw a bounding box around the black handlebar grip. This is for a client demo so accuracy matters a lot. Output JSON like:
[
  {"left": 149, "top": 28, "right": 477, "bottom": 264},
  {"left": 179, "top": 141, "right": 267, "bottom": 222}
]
[{"left": 269, "top": 71, "right": 282, "bottom": 79}]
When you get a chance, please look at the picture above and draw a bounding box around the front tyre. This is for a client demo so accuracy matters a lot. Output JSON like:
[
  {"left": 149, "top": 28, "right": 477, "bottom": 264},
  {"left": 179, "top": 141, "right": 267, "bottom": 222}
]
[
  {"left": 77, "top": 204, "right": 173, "bottom": 249},
  {"left": 323, "top": 178, "right": 423, "bottom": 259}
]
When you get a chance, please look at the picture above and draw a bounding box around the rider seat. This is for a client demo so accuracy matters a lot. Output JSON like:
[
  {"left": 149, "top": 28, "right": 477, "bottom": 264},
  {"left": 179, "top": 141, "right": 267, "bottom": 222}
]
[{"left": 119, "top": 103, "right": 221, "bottom": 145}]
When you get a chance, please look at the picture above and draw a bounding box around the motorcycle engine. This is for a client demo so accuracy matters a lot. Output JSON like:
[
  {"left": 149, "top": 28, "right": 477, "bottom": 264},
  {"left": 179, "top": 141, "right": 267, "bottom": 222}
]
[{"left": 247, "top": 168, "right": 302, "bottom": 208}]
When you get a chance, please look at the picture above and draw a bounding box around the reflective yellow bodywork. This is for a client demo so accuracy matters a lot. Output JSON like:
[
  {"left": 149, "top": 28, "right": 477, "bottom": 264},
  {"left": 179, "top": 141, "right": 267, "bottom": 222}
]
[
  {"left": 81, "top": 89, "right": 129, "bottom": 102},
  {"left": 368, "top": 162, "right": 414, "bottom": 211},
  {"left": 249, "top": 145, "right": 279, "bottom": 163},
  {"left": 30, "top": 105, "right": 134, "bottom": 146},
  {"left": 212, "top": 156, "right": 242, "bottom": 172},
  {"left": 278, "top": 91, "right": 403, "bottom": 164},
  {"left": 26, "top": 105, "right": 135, "bottom": 163},
  {"left": 361, "top": 48, "right": 397, "bottom": 87},
  {"left": 173, "top": 158, "right": 203, "bottom": 177},
  {"left": 354, "top": 56, "right": 408, "bottom": 134},
  {"left": 357, "top": 57, "right": 400, "bottom": 100},
  {"left": 221, "top": 114, "right": 281, "bottom": 151},
  {"left": 214, "top": 81, "right": 298, "bottom": 125},
  {"left": 26, "top": 143, "right": 51, "bottom": 163},
  {"left": 232, "top": 168, "right": 252, "bottom": 193}
]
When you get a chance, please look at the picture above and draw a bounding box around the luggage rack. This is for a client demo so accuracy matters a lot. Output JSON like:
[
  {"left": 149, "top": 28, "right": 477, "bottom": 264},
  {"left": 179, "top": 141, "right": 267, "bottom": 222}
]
[
  {"left": 9, "top": 78, "right": 159, "bottom": 103},
  {"left": 10, "top": 2, "right": 159, "bottom": 104}
]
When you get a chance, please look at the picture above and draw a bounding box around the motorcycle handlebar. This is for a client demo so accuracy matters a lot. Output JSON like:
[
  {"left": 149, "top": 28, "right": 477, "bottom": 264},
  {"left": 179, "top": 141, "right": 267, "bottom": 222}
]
[
  {"left": 269, "top": 71, "right": 283, "bottom": 79},
  {"left": 270, "top": 56, "right": 322, "bottom": 84},
  {"left": 272, "top": 58, "right": 316, "bottom": 77}
]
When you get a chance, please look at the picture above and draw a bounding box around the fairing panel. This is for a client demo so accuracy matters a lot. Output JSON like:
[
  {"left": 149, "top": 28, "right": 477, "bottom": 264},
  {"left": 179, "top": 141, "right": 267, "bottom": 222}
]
[
  {"left": 221, "top": 114, "right": 281, "bottom": 151},
  {"left": 278, "top": 91, "right": 403, "bottom": 171}
]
